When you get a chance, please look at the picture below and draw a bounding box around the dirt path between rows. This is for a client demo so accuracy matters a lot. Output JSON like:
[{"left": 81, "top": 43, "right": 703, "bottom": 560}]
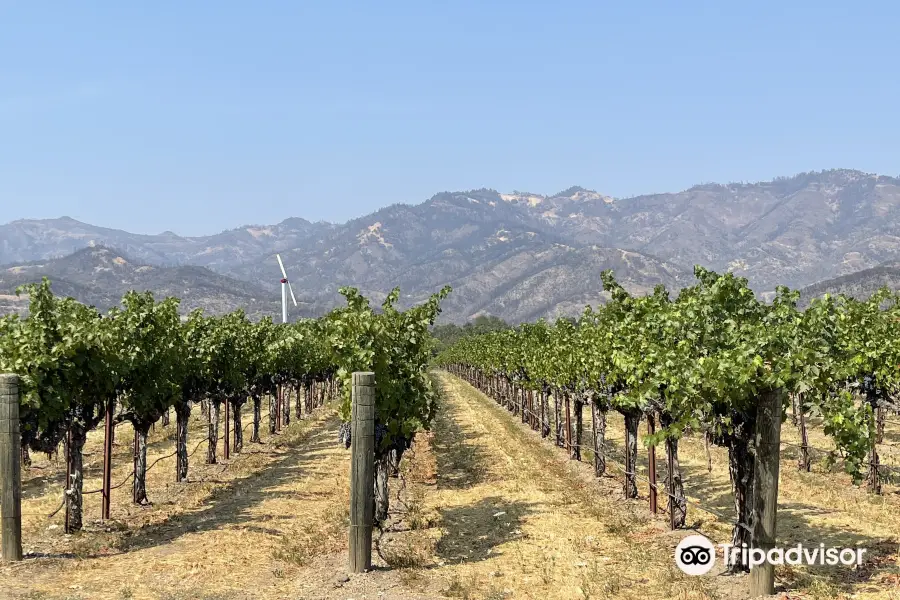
[
  {"left": 365, "top": 371, "right": 721, "bottom": 600},
  {"left": 428, "top": 374, "right": 899, "bottom": 600}
]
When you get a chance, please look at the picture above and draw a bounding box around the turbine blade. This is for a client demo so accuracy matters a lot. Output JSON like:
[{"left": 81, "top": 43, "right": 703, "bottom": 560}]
[
  {"left": 276, "top": 254, "right": 288, "bottom": 279},
  {"left": 287, "top": 281, "right": 298, "bottom": 306}
]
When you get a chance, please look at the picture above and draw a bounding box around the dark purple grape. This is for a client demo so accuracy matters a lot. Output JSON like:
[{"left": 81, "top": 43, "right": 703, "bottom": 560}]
[
  {"left": 375, "top": 422, "right": 387, "bottom": 447},
  {"left": 338, "top": 421, "right": 351, "bottom": 449}
]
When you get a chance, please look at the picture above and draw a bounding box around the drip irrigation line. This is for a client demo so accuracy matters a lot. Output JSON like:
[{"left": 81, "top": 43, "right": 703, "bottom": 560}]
[
  {"left": 19, "top": 400, "right": 314, "bottom": 522},
  {"left": 780, "top": 440, "right": 832, "bottom": 455},
  {"left": 143, "top": 449, "right": 178, "bottom": 474},
  {"left": 781, "top": 441, "right": 900, "bottom": 472},
  {"left": 45, "top": 498, "right": 66, "bottom": 519},
  {"left": 48, "top": 410, "right": 288, "bottom": 518},
  {"left": 496, "top": 383, "right": 900, "bottom": 473}
]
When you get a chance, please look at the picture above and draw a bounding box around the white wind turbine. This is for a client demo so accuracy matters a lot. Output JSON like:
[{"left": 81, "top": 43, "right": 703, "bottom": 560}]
[{"left": 276, "top": 254, "right": 297, "bottom": 323}]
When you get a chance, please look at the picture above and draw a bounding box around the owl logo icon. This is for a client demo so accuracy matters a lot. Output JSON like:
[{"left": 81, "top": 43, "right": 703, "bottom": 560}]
[{"left": 675, "top": 534, "right": 716, "bottom": 575}]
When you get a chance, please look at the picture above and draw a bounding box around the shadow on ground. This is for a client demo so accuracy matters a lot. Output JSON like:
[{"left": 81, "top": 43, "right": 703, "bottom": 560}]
[
  {"left": 431, "top": 391, "right": 491, "bottom": 490},
  {"left": 119, "top": 414, "right": 341, "bottom": 553},
  {"left": 454, "top": 376, "right": 899, "bottom": 594},
  {"left": 434, "top": 497, "right": 535, "bottom": 565},
  {"left": 15, "top": 414, "right": 340, "bottom": 564},
  {"left": 676, "top": 462, "right": 897, "bottom": 591}
]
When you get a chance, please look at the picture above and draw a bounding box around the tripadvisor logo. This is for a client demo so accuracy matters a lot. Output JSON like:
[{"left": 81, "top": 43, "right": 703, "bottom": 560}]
[
  {"left": 674, "top": 534, "right": 868, "bottom": 575},
  {"left": 675, "top": 535, "right": 717, "bottom": 575}
]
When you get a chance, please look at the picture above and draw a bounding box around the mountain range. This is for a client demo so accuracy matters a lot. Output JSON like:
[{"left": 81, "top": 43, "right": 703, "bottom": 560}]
[
  {"left": 0, "top": 246, "right": 286, "bottom": 319},
  {"left": 4, "top": 168, "right": 900, "bottom": 322}
]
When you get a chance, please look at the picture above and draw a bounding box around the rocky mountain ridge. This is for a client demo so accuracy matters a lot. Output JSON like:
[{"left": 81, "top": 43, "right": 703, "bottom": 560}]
[
  {"left": 0, "top": 247, "right": 296, "bottom": 320},
  {"left": 5, "top": 169, "right": 900, "bottom": 322}
]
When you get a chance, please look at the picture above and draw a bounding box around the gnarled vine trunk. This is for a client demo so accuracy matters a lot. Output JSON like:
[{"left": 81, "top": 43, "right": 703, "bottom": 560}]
[
  {"left": 207, "top": 400, "right": 220, "bottom": 465},
  {"left": 295, "top": 383, "right": 303, "bottom": 419},
  {"left": 866, "top": 384, "right": 884, "bottom": 494},
  {"left": 389, "top": 448, "right": 401, "bottom": 477},
  {"left": 660, "top": 413, "right": 686, "bottom": 528},
  {"left": 866, "top": 387, "right": 883, "bottom": 494},
  {"left": 797, "top": 400, "right": 810, "bottom": 472},
  {"left": 133, "top": 425, "right": 151, "bottom": 505},
  {"left": 282, "top": 388, "right": 291, "bottom": 427},
  {"left": 622, "top": 409, "right": 641, "bottom": 499},
  {"left": 591, "top": 397, "right": 607, "bottom": 477},
  {"left": 268, "top": 393, "right": 277, "bottom": 435},
  {"left": 389, "top": 441, "right": 407, "bottom": 478},
  {"left": 175, "top": 398, "right": 191, "bottom": 482},
  {"left": 161, "top": 409, "right": 170, "bottom": 427},
  {"left": 21, "top": 446, "right": 31, "bottom": 467},
  {"left": 375, "top": 452, "right": 391, "bottom": 522},
  {"left": 65, "top": 421, "right": 87, "bottom": 532},
  {"left": 868, "top": 443, "right": 882, "bottom": 494},
  {"left": 540, "top": 386, "right": 550, "bottom": 438},
  {"left": 554, "top": 389, "right": 564, "bottom": 448},
  {"left": 251, "top": 394, "right": 262, "bottom": 443},
  {"left": 231, "top": 397, "right": 244, "bottom": 453},
  {"left": 726, "top": 434, "right": 754, "bottom": 571},
  {"left": 572, "top": 396, "right": 583, "bottom": 460},
  {"left": 520, "top": 386, "right": 526, "bottom": 422}
]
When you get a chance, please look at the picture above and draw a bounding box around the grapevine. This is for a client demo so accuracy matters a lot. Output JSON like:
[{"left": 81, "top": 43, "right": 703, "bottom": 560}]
[
  {"left": 0, "top": 278, "right": 448, "bottom": 531},
  {"left": 435, "top": 267, "right": 893, "bottom": 569}
]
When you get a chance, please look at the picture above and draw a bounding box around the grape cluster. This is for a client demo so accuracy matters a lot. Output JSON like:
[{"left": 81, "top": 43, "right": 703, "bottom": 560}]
[
  {"left": 375, "top": 422, "right": 387, "bottom": 447},
  {"left": 338, "top": 422, "right": 351, "bottom": 449},
  {"left": 338, "top": 422, "right": 394, "bottom": 450},
  {"left": 862, "top": 374, "right": 874, "bottom": 392},
  {"left": 393, "top": 435, "right": 411, "bottom": 452},
  {"left": 861, "top": 375, "right": 882, "bottom": 401}
]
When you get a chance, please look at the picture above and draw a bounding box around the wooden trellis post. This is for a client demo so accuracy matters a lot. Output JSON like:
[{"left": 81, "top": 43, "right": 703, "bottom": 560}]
[
  {"left": 348, "top": 372, "right": 375, "bottom": 573},
  {"left": 749, "top": 389, "right": 784, "bottom": 597},
  {"left": 0, "top": 374, "right": 22, "bottom": 561}
]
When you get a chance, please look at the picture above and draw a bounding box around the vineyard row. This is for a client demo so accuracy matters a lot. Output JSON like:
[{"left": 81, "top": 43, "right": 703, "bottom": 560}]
[
  {"left": 434, "top": 267, "right": 900, "bottom": 592},
  {"left": 0, "top": 278, "right": 451, "bottom": 548}
]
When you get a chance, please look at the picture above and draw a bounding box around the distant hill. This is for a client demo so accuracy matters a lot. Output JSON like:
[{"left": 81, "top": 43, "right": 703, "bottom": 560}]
[
  {"left": 0, "top": 216, "right": 334, "bottom": 268},
  {"left": 6, "top": 169, "right": 900, "bottom": 321},
  {"left": 0, "top": 246, "right": 304, "bottom": 320},
  {"left": 800, "top": 261, "right": 900, "bottom": 303}
]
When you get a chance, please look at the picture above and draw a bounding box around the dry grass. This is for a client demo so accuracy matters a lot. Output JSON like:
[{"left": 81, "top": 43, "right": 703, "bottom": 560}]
[
  {"left": 1, "top": 394, "right": 349, "bottom": 600},
  {"left": 551, "top": 393, "right": 900, "bottom": 600},
  {"left": 272, "top": 500, "right": 349, "bottom": 567},
  {"left": 380, "top": 529, "right": 435, "bottom": 569},
  {"left": 650, "top": 416, "right": 898, "bottom": 598},
  {"left": 385, "top": 372, "right": 722, "bottom": 600},
  {"left": 6, "top": 376, "right": 898, "bottom": 600},
  {"left": 429, "top": 373, "right": 900, "bottom": 599}
]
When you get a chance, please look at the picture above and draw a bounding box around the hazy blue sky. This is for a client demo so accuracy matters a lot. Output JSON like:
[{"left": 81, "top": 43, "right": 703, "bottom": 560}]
[{"left": 2, "top": 1, "right": 898, "bottom": 235}]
